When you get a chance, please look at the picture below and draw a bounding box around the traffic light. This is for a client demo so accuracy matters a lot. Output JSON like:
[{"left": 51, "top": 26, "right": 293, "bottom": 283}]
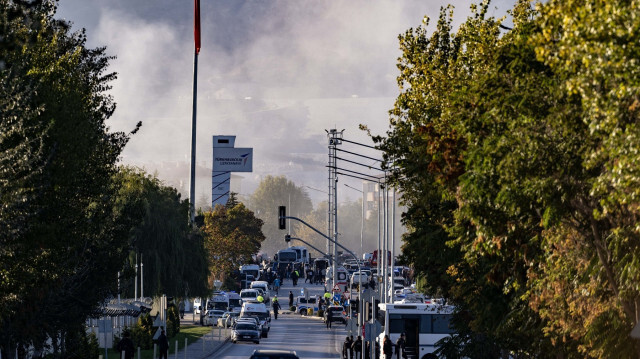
[
  {"left": 365, "top": 301, "right": 372, "bottom": 321},
  {"left": 278, "top": 206, "right": 286, "bottom": 230},
  {"left": 285, "top": 234, "right": 291, "bottom": 242}
]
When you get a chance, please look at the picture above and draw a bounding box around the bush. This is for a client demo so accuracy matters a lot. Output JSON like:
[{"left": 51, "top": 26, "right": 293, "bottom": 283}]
[
  {"left": 290, "top": 306, "right": 296, "bottom": 312},
  {"left": 131, "top": 314, "right": 153, "bottom": 349},
  {"left": 317, "top": 309, "right": 324, "bottom": 317},
  {"left": 167, "top": 305, "right": 180, "bottom": 337},
  {"left": 64, "top": 327, "right": 100, "bottom": 359}
]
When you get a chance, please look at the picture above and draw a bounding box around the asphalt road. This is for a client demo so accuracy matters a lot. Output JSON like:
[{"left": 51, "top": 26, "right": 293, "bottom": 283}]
[{"left": 209, "top": 277, "right": 350, "bottom": 359}]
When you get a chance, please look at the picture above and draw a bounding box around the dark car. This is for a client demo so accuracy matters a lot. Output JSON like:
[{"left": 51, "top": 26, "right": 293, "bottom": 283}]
[
  {"left": 249, "top": 350, "right": 299, "bottom": 359},
  {"left": 231, "top": 322, "right": 261, "bottom": 344}
]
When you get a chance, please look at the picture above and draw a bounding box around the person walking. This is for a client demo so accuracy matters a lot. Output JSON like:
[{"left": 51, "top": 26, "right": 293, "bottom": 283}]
[
  {"left": 116, "top": 330, "right": 135, "bottom": 359},
  {"left": 382, "top": 335, "right": 392, "bottom": 359},
  {"left": 352, "top": 335, "right": 363, "bottom": 359},
  {"left": 157, "top": 329, "right": 170, "bottom": 359},
  {"left": 395, "top": 333, "right": 406, "bottom": 359},
  {"left": 272, "top": 297, "right": 281, "bottom": 320},
  {"left": 342, "top": 336, "right": 351, "bottom": 359},
  {"left": 348, "top": 335, "right": 354, "bottom": 359},
  {"left": 274, "top": 277, "right": 281, "bottom": 294}
]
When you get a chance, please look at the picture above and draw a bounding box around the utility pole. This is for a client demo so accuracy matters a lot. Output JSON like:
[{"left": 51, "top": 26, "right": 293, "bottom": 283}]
[{"left": 327, "top": 129, "right": 343, "bottom": 291}]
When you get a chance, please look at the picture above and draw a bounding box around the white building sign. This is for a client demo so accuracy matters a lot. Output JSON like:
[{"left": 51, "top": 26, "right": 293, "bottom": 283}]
[{"left": 212, "top": 148, "right": 253, "bottom": 172}]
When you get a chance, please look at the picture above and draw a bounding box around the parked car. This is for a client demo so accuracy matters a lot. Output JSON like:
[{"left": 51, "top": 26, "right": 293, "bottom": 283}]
[
  {"left": 218, "top": 311, "right": 239, "bottom": 328},
  {"left": 205, "top": 309, "right": 225, "bottom": 326},
  {"left": 323, "top": 305, "right": 347, "bottom": 324},
  {"left": 249, "top": 350, "right": 299, "bottom": 359},
  {"left": 231, "top": 322, "right": 260, "bottom": 344}
]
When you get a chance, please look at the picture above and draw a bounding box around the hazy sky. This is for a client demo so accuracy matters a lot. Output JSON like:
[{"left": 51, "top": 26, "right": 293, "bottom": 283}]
[{"left": 55, "top": 0, "right": 516, "bottom": 205}]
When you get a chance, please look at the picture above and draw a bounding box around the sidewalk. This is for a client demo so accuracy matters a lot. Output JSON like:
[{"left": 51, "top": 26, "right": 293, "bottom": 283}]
[{"left": 171, "top": 315, "right": 229, "bottom": 359}]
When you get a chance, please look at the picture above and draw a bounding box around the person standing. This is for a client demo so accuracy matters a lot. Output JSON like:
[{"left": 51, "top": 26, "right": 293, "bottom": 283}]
[
  {"left": 395, "top": 333, "right": 406, "bottom": 359},
  {"left": 352, "top": 335, "right": 363, "bottom": 359},
  {"left": 382, "top": 335, "right": 392, "bottom": 359},
  {"left": 116, "top": 330, "right": 135, "bottom": 359},
  {"left": 348, "top": 335, "right": 355, "bottom": 359},
  {"left": 272, "top": 297, "right": 281, "bottom": 320},
  {"left": 288, "top": 290, "right": 294, "bottom": 308},
  {"left": 157, "top": 329, "right": 170, "bottom": 359},
  {"left": 342, "top": 336, "right": 352, "bottom": 359},
  {"left": 326, "top": 307, "right": 333, "bottom": 329}
]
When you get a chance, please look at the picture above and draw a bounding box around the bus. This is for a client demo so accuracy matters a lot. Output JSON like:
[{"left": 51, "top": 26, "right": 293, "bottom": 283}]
[
  {"left": 240, "top": 264, "right": 261, "bottom": 281},
  {"left": 289, "top": 246, "right": 309, "bottom": 264},
  {"left": 274, "top": 249, "right": 297, "bottom": 263},
  {"left": 377, "top": 303, "right": 455, "bottom": 359}
]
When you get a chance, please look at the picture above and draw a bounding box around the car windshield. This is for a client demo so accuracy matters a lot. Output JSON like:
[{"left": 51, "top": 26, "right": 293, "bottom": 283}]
[
  {"left": 331, "top": 307, "right": 343, "bottom": 312},
  {"left": 244, "top": 311, "right": 268, "bottom": 320},
  {"left": 241, "top": 292, "right": 257, "bottom": 298},
  {"left": 236, "top": 324, "right": 256, "bottom": 330}
]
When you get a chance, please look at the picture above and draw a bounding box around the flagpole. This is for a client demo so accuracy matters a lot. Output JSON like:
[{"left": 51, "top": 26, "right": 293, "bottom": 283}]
[
  {"left": 189, "top": 0, "right": 201, "bottom": 226},
  {"left": 189, "top": 49, "right": 198, "bottom": 226}
]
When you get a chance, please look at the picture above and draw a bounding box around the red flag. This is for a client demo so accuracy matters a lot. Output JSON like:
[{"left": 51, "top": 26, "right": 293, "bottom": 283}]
[{"left": 194, "top": 0, "right": 201, "bottom": 54}]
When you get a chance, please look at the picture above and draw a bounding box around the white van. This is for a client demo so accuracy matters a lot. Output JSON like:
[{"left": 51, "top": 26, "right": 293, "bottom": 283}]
[
  {"left": 240, "top": 289, "right": 260, "bottom": 303},
  {"left": 240, "top": 302, "right": 271, "bottom": 337}
]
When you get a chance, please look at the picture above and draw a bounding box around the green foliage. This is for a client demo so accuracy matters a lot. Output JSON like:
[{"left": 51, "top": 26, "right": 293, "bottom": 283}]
[
  {"left": 380, "top": 0, "right": 640, "bottom": 357},
  {"left": 0, "top": 0, "right": 141, "bottom": 355},
  {"left": 131, "top": 314, "right": 153, "bottom": 349},
  {"left": 248, "top": 175, "right": 313, "bottom": 256},
  {"left": 114, "top": 167, "right": 210, "bottom": 299},
  {"left": 63, "top": 327, "right": 100, "bottom": 359},
  {"left": 202, "top": 203, "right": 265, "bottom": 285},
  {"left": 167, "top": 305, "right": 180, "bottom": 338}
]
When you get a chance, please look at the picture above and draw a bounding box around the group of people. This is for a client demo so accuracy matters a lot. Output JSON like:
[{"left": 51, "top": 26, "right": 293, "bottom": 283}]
[
  {"left": 342, "top": 333, "right": 406, "bottom": 359},
  {"left": 342, "top": 335, "right": 364, "bottom": 359}
]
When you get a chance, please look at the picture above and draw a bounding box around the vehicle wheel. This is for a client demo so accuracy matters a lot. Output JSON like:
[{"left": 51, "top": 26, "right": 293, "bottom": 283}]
[
  {"left": 232, "top": 341, "right": 236, "bottom": 344},
  {"left": 422, "top": 354, "right": 437, "bottom": 359},
  {"left": 255, "top": 341, "right": 260, "bottom": 344}
]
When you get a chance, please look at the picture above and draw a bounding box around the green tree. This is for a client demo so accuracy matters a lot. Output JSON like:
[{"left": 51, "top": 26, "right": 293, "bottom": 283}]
[
  {"left": 115, "top": 167, "right": 210, "bottom": 300},
  {"left": 378, "top": 1, "right": 559, "bottom": 356},
  {"left": 379, "top": 0, "right": 640, "bottom": 357},
  {"left": 248, "top": 175, "right": 313, "bottom": 257},
  {"left": 0, "top": 0, "right": 140, "bottom": 356},
  {"left": 202, "top": 203, "right": 265, "bottom": 285}
]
